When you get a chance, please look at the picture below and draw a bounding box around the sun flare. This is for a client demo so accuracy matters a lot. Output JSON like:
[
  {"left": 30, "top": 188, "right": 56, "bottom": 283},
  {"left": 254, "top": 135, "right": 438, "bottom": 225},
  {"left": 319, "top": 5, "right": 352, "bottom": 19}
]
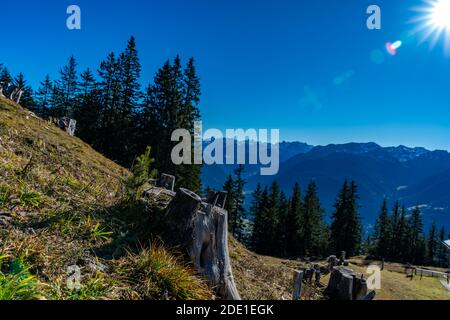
[{"left": 411, "top": 0, "right": 450, "bottom": 52}]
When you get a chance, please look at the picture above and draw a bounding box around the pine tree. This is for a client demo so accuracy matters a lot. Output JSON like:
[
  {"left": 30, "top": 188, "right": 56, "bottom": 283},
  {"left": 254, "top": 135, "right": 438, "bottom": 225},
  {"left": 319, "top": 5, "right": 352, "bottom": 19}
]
[
  {"left": 54, "top": 56, "right": 78, "bottom": 117},
  {"left": 301, "top": 181, "right": 329, "bottom": 257},
  {"left": 223, "top": 175, "right": 236, "bottom": 232},
  {"left": 35, "top": 75, "right": 53, "bottom": 117},
  {"left": 0, "top": 67, "right": 12, "bottom": 92},
  {"left": 373, "top": 198, "right": 392, "bottom": 258},
  {"left": 390, "top": 201, "right": 401, "bottom": 259},
  {"left": 234, "top": 165, "right": 246, "bottom": 239},
  {"left": 285, "top": 183, "right": 303, "bottom": 257},
  {"left": 175, "top": 57, "right": 202, "bottom": 192},
  {"left": 427, "top": 221, "right": 438, "bottom": 265},
  {"left": 438, "top": 227, "right": 448, "bottom": 267},
  {"left": 266, "top": 181, "right": 282, "bottom": 255},
  {"left": 73, "top": 69, "right": 102, "bottom": 144},
  {"left": 330, "top": 181, "right": 362, "bottom": 257},
  {"left": 277, "top": 191, "right": 289, "bottom": 257},
  {"left": 409, "top": 206, "right": 426, "bottom": 264},
  {"left": 252, "top": 187, "right": 272, "bottom": 254},
  {"left": 250, "top": 183, "right": 263, "bottom": 249},
  {"left": 13, "top": 73, "right": 34, "bottom": 109},
  {"left": 397, "top": 206, "right": 409, "bottom": 261},
  {"left": 141, "top": 56, "right": 202, "bottom": 191}
]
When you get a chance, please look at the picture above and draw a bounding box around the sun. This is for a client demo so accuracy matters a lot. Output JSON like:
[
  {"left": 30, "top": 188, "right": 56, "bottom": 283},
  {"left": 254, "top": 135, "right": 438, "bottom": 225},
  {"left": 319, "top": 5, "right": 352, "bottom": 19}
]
[
  {"left": 411, "top": 0, "right": 450, "bottom": 52},
  {"left": 430, "top": 0, "right": 450, "bottom": 28}
]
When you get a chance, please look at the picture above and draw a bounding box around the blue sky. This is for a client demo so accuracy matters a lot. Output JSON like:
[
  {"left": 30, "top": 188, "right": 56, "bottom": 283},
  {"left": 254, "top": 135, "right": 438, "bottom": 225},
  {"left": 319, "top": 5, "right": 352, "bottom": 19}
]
[{"left": 1, "top": 0, "right": 450, "bottom": 150}]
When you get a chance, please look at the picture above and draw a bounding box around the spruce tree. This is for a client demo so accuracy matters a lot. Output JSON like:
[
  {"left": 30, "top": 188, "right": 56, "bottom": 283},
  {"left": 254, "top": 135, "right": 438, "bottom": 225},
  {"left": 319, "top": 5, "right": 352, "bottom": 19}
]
[
  {"left": 409, "top": 206, "right": 426, "bottom": 264},
  {"left": 397, "top": 206, "right": 408, "bottom": 261},
  {"left": 253, "top": 187, "right": 272, "bottom": 254},
  {"left": 35, "top": 75, "right": 53, "bottom": 117},
  {"left": 285, "top": 183, "right": 302, "bottom": 257},
  {"left": 374, "top": 199, "right": 392, "bottom": 258},
  {"left": 267, "top": 181, "right": 282, "bottom": 255},
  {"left": 0, "top": 67, "right": 12, "bottom": 92},
  {"left": 233, "top": 165, "right": 246, "bottom": 239},
  {"left": 330, "top": 180, "right": 361, "bottom": 257},
  {"left": 73, "top": 69, "right": 102, "bottom": 144},
  {"left": 438, "top": 227, "right": 448, "bottom": 267},
  {"left": 54, "top": 56, "right": 78, "bottom": 117},
  {"left": 390, "top": 201, "right": 401, "bottom": 259},
  {"left": 427, "top": 221, "right": 438, "bottom": 265},
  {"left": 141, "top": 56, "right": 202, "bottom": 191},
  {"left": 301, "top": 181, "right": 329, "bottom": 257},
  {"left": 223, "top": 175, "right": 236, "bottom": 232},
  {"left": 250, "top": 183, "right": 263, "bottom": 249},
  {"left": 13, "top": 73, "right": 34, "bottom": 109}
]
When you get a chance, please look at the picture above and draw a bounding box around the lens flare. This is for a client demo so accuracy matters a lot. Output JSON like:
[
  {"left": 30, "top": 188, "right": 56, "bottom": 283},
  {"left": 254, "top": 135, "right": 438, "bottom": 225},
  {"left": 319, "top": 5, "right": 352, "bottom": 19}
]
[{"left": 386, "top": 41, "right": 403, "bottom": 55}]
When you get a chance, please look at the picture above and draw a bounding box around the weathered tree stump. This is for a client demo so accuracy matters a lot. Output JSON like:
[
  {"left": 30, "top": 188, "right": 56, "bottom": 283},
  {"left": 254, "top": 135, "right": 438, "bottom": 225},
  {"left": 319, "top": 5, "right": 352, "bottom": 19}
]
[
  {"left": 164, "top": 188, "right": 241, "bottom": 300},
  {"left": 325, "top": 267, "right": 369, "bottom": 300}
]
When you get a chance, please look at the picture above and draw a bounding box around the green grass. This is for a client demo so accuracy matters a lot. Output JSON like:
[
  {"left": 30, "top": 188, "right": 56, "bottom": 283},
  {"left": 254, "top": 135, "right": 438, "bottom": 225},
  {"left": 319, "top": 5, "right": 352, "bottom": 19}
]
[
  {"left": 19, "top": 190, "right": 43, "bottom": 208},
  {"left": 0, "top": 256, "right": 39, "bottom": 300},
  {"left": 0, "top": 184, "right": 10, "bottom": 207}
]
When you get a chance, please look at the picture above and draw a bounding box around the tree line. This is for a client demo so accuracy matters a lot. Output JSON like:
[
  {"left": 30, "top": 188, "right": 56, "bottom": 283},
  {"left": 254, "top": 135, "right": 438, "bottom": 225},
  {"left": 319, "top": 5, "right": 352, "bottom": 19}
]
[
  {"left": 367, "top": 200, "right": 449, "bottom": 267},
  {"left": 222, "top": 169, "right": 449, "bottom": 267},
  {"left": 0, "top": 37, "right": 202, "bottom": 193}
]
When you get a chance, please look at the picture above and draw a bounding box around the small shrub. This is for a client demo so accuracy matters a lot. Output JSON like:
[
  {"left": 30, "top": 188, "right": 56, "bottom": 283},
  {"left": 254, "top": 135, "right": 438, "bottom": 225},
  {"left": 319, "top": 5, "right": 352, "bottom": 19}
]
[{"left": 124, "top": 146, "right": 157, "bottom": 200}]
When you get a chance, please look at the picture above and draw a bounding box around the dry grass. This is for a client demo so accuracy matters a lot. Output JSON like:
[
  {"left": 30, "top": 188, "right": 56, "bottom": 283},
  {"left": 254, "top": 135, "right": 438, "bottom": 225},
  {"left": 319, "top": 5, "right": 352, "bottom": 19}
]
[
  {"left": 229, "top": 237, "right": 325, "bottom": 300},
  {"left": 0, "top": 97, "right": 211, "bottom": 300}
]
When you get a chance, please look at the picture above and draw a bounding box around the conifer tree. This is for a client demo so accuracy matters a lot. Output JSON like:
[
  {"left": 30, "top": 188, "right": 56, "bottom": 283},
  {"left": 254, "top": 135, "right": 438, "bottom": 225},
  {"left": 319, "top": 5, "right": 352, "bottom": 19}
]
[
  {"left": 231, "top": 165, "right": 246, "bottom": 240},
  {"left": 330, "top": 180, "right": 362, "bottom": 257},
  {"left": 438, "top": 227, "right": 448, "bottom": 267},
  {"left": 427, "top": 221, "right": 438, "bottom": 265},
  {"left": 301, "top": 181, "right": 329, "bottom": 257},
  {"left": 0, "top": 67, "right": 12, "bottom": 91},
  {"left": 13, "top": 73, "right": 34, "bottom": 109},
  {"left": 390, "top": 201, "right": 401, "bottom": 258},
  {"left": 397, "top": 206, "right": 409, "bottom": 261},
  {"left": 223, "top": 175, "right": 236, "bottom": 231},
  {"left": 252, "top": 187, "right": 272, "bottom": 254},
  {"left": 409, "top": 206, "right": 426, "bottom": 264},
  {"left": 73, "top": 69, "right": 102, "bottom": 145},
  {"left": 285, "top": 183, "right": 303, "bottom": 257},
  {"left": 374, "top": 199, "right": 392, "bottom": 258},
  {"left": 54, "top": 56, "right": 78, "bottom": 117},
  {"left": 35, "top": 75, "right": 53, "bottom": 117}
]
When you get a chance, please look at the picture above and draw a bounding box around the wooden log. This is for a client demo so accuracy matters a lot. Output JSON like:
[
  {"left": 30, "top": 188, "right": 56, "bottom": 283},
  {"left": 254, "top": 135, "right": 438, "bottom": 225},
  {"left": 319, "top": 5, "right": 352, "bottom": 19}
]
[{"left": 293, "top": 270, "right": 304, "bottom": 300}]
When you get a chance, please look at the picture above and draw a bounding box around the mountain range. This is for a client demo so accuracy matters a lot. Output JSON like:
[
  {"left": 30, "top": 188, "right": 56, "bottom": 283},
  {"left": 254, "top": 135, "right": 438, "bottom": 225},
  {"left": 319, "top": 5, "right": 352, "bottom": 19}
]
[{"left": 201, "top": 141, "right": 450, "bottom": 231}]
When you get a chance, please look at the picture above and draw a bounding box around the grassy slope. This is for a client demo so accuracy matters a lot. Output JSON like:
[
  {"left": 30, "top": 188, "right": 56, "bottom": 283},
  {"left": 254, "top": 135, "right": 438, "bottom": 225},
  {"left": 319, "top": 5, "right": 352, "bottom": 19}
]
[
  {"left": 347, "top": 258, "right": 450, "bottom": 300},
  {"left": 0, "top": 97, "right": 211, "bottom": 300},
  {"left": 229, "top": 237, "right": 325, "bottom": 300}
]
